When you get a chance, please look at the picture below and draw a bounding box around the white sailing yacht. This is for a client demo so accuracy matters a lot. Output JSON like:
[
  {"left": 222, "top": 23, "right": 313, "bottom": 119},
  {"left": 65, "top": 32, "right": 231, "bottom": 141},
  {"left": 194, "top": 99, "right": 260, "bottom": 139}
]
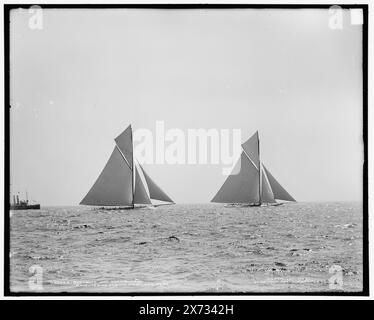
[
  {"left": 211, "top": 131, "right": 295, "bottom": 206},
  {"left": 80, "top": 125, "right": 174, "bottom": 208}
]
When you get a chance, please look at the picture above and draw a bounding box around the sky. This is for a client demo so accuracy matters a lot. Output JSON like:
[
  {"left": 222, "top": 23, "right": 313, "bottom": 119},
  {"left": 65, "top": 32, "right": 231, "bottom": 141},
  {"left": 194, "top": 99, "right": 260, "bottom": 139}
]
[{"left": 9, "top": 8, "right": 363, "bottom": 205}]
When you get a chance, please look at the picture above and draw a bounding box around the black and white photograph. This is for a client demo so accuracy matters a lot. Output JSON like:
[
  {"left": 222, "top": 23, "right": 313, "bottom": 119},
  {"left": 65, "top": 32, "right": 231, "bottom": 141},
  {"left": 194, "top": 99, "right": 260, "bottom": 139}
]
[{"left": 3, "top": 3, "right": 369, "bottom": 298}]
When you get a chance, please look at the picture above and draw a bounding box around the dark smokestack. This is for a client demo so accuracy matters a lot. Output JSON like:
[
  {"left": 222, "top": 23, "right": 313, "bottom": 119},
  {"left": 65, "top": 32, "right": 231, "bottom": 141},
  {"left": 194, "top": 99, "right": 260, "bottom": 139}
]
[{"left": 16, "top": 195, "right": 19, "bottom": 205}]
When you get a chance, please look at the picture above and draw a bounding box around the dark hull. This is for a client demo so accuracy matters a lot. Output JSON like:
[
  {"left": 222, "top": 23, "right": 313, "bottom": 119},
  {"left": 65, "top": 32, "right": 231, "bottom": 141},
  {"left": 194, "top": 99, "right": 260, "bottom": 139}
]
[
  {"left": 224, "top": 202, "right": 283, "bottom": 208},
  {"left": 94, "top": 205, "right": 147, "bottom": 210},
  {"left": 10, "top": 204, "right": 40, "bottom": 210},
  {"left": 90, "top": 203, "right": 175, "bottom": 210}
]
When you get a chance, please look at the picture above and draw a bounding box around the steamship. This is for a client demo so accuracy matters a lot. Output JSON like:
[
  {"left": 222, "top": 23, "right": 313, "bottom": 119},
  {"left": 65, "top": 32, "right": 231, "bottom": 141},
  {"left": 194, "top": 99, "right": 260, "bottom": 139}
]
[{"left": 10, "top": 194, "right": 40, "bottom": 210}]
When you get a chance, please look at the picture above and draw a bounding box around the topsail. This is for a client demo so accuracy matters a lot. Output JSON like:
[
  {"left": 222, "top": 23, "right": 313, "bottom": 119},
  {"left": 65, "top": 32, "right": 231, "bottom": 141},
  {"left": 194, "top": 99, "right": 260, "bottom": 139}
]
[
  {"left": 211, "top": 131, "right": 295, "bottom": 205},
  {"left": 80, "top": 125, "right": 174, "bottom": 207}
]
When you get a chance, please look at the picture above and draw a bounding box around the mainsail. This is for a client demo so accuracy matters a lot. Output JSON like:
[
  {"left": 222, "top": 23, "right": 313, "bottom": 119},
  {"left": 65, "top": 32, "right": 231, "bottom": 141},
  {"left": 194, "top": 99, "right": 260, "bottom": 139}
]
[
  {"left": 211, "top": 152, "right": 259, "bottom": 203},
  {"left": 80, "top": 124, "right": 174, "bottom": 207},
  {"left": 211, "top": 131, "right": 295, "bottom": 205},
  {"left": 80, "top": 147, "right": 133, "bottom": 206}
]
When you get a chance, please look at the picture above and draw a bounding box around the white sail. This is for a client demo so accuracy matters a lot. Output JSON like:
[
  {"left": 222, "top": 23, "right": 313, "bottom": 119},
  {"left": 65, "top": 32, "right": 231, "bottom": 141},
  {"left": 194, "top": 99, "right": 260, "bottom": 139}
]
[
  {"left": 263, "top": 165, "right": 296, "bottom": 202},
  {"left": 133, "top": 166, "right": 152, "bottom": 204},
  {"left": 115, "top": 125, "right": 133, "bottom": 169},
  {"left": 211, "top": 152, "right": 260, "bottom": 204},
  {"left": 261, "top": 167, "right": 276, "bottom": 203},
  {"left": 241, "top": 131, "right": 260, "bottom": 169},
  {"left": 80, "top": 147, "right": 133, "bottom": 206},
  {"left": 139, "top": 164, "right": 174, "bottom": 203},
  {"left": 211, "top": 130, "right": 296, "bottom": 205},
  {"left": 81, "top": 124, "right": 174, "bottom": 207}
]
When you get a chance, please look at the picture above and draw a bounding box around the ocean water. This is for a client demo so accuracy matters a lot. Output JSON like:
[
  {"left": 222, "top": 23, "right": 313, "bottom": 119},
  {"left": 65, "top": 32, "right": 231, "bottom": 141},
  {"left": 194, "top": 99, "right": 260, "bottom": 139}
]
[{"left": 10, "top": 202, "right": 363, "bottom": 293}]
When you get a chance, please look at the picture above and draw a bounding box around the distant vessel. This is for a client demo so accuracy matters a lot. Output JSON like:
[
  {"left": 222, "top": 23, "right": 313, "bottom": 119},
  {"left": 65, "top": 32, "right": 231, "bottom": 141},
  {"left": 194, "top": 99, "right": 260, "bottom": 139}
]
[
  {"left": 10, "top": 193, "right": 40, "bottom": 210},
  {"left": 80, "top": 124, "right": 174, "bottom": 208},
  {"left": 211, "top": 131, "right": 296, "bottom": 206}
]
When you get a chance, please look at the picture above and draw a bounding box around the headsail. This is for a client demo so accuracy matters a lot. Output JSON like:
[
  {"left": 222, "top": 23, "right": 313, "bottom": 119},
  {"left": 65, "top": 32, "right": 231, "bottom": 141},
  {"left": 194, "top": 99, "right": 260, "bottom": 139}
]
[
  {"left": 115, "top": 125, "right": 133, "bottom": 169},
  {"left": 139, "top": 164, "right": 174, "bottom": 203},
  {"left": 133, "top": 166, "right": 152, "bottom": 204},
  {"left": 263, "top": 165, "right": 296, "bottom": 202},
  {"left": 241, "top": 131, "right": 260, "bottom": 169},
  {"left": 80, "top": 147, "right": 133, "bottom": 206},
  {"left": 211, "top": 152, "right": 260, "bottom": 204},
  {"left": 261, "top": 168, "right": 276, "bottom": 203}
]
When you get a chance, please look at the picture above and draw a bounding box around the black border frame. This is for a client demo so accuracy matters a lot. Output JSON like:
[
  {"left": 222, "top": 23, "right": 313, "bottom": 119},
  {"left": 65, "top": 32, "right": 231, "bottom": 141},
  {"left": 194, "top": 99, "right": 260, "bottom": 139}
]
[{"left": 3, "top": 3, "right": 369, "bottom": 297}]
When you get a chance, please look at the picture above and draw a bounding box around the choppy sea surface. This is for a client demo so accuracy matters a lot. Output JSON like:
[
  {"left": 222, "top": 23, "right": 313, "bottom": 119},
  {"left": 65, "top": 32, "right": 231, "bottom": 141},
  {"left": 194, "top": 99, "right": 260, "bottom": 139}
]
[{"left": 10, "top": 202, "right": 363, "bottom": 293}]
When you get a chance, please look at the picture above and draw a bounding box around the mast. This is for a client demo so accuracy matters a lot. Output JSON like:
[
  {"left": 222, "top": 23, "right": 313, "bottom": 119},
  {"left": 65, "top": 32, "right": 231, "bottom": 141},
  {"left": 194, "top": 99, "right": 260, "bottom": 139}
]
[
  {"left": 258, "top": 131, "right": 261, "bottom": 205},
  {"left": 130, "top": 125, "right": 135, "bottom": 209}
]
